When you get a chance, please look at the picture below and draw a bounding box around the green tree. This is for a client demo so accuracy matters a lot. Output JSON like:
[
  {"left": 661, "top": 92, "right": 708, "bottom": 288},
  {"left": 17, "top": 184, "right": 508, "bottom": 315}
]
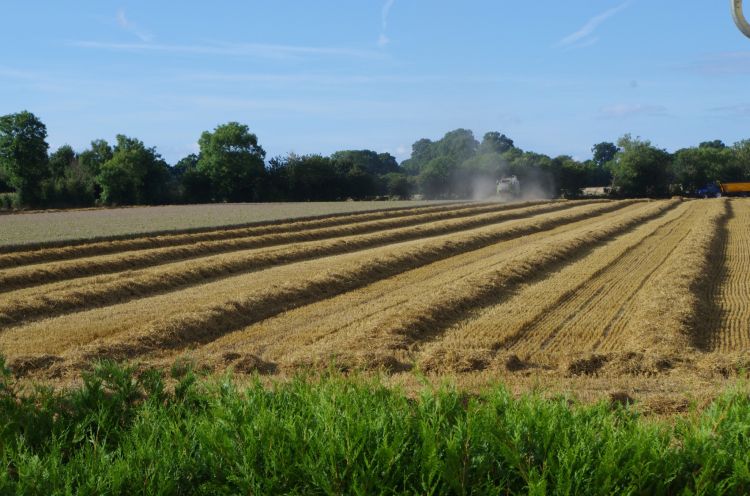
[
  {"left": 48, "top": 145, "right": 76, "bottom": 180},
  {"left": 197, "top": 122, "right": 266, "bottom": 202},
  {"left": 419, "top": 156, "right": 456, "bottom": 199},
  {"left": 699, "top": 140, "right": 726, "bottom": 150},
  {"left": 435, "top": 129, "right": 479, "bottom": 164},
  {"left": 285, "top": 154, "right": 342, "bottom": 200},
  {"left": 0, "top": 111, "right": 49, "bottom": 206},
  {"left": 402, "top": 138, "right": 435, "bottom": 175},
  {"left": 174, "top": 154, "right": 212, "bottom": 203},
  {"left": 672, "top": 146, "right": 736, "bottom": 193},
  {"left": 610, "top": 135, "right": 672, "bottom": 197},
  {"left": 480, "top": 131, "right": 514, "bottom": 154},
  {"left": 97, "top": 135, "right": 170, "bottom": 205},
  {"left": 591, "top": 142, "right": 619, "bottom": 168},
  {"left": 731, "top": 140, "right": 750, "bottom": 179},
  {"left": 557, "top": 156, "right": 588, "bottom": 197},
  {"left": 384, "top": 172, "right": 411, "bottom": 199},
  {"left": 78, "top": 139, "right": 113, "bottom": 177}
]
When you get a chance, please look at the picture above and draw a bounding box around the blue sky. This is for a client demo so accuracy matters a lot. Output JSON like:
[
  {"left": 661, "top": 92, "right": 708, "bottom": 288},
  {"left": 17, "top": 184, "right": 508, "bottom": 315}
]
[{"left": 1, "top": 1, "right": 749, "bottom": 164}]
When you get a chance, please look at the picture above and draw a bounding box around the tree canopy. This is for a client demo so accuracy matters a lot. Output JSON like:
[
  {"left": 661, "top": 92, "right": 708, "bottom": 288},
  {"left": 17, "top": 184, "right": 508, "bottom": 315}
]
[
  {"left": 0, "top": 111, "right": 49, "bottom": 204},
  {"left": 197, "top": 122, "right": 266, "bottom": 202},
  {"left": 2, "top": 110, "right": 750, "bottom": 209}
]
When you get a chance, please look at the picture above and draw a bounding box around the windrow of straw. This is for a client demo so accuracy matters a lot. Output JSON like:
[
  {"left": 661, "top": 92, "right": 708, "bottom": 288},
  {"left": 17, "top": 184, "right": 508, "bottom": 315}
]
[
  {"left": 1, "top": 204, "right": 612, "bottom": 367},
  {"left": 704, "top": 199, "right": 750, "bottom": 352},
  {"left": 278, "top": 200, "right": 679, "bottom": 372},
  {"left": 0, "top": 200, "right": 594, "bottom": 292},
  {"left": 414, "top": 201, "right": 695, "bottom": 373},
  {"left": 606, "top": 198, "right": 729, "bottom": 355},
  {"left": 511, "top": 200, "right": 704, "bottom": 358},
  {"left": 42, "top": 202, "right": 644, "bottom": 365},
  {"left": 184, "top": 206, "right": 662, "bottom": 373},
  {"left": 0, "top": 201, "right": 468, "bottom": 255},
  {"left": 0, "top": 201, "right": 554, "bottom": 269}
]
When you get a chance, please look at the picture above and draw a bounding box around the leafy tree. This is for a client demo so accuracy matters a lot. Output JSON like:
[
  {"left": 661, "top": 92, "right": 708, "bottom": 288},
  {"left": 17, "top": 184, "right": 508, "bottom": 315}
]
[
  {"left": 419, "top": 156, "right": 457, "bottom": 199},
  {"left": 0, "top": 111, "right": 49, "bottom": 206},
  {"left": 97, "top": 135, "right": 170, "bottom": 205},
  {"left": 330, "top": 150, "right": 401, "bottom": 198},
  {"left": 173, "top": 154, "right": 211, "bottom": 203},
  {"left": 480, "top": 132, "right": 514, "bottom": 154},
  {"left": 173, "top": 153, "right": 199, "bottom": 178},
  {"left": 401, "top": 138, "right": 436, "bottom": 175},
  {"left": 591, "top": 142, "right": 619, "bottom": 168},
  {"left": 699, "top": 140, "right": 726, "bottom": 150},
  {"left": 672, "top": 147, "right": 735, "bottom": 193},
  {"left": 345, "top": 165, "right": 375, "bottom": 199},
  {"left": 197, "top": 122, "right": 266, "bottom": 202},
  {"left": 384, "top": 172, "right": 411, "bottom": 199},
  {"left": 0, "top": 167, "right": 12, "bottom": 192},
  {"left": 557, "top": 156, "right": 588, "bottom": 197},
  {"left": 285, "top": 154, "right": 342, "bottom": 200},
  {"left": 731, "top": 140, "right": 750, "bottom": 179},
  {"left": 331, "top": 150, "right": 399, "bottom": 176},
  {"left": 42, "top": 144, "right": 97, "bottom": 207},
  {"left": 610, "top": 135, "right": 672, "bottom": 197},
  {"left": 435, "top": 129, "right": 479, "bottom": 164},
  {"left": 48, "top": 145, "right": 76, "bottom": 180},
  {"left": 79, "top": 139, "right": 113, "bottom": 177}
]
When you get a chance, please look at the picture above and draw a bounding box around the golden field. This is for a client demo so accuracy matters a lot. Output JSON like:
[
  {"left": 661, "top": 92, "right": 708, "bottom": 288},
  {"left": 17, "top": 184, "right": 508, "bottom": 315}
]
[{"left": 1, "top": 198, "right": 748, "bottom": 412}]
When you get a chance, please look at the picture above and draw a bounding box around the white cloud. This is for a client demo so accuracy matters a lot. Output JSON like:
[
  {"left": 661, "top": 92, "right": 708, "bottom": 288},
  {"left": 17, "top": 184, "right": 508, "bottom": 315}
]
[
  {"left": 686, "top": 51, "right": 750, "bottom": 75},
  {"left": 599, "top": 103, "right": 667, "bottom": 118},
  {"left": 379, "top": 0, "right": 396, "bottom": 47},
  {"left": 70, "top": 40, "right": 383, "bottom": 60},
  {"left": 116, "top": 9, "right": 153, "bottom": 42},
  {"left": 395, "top": 144, "right": 409, "bottom": 158},
  {"left": 709, "top": 104, "right": 750, "bottom": 116},
  {"left": 558, "top": 2, "right": 630, "bottom": 48}
]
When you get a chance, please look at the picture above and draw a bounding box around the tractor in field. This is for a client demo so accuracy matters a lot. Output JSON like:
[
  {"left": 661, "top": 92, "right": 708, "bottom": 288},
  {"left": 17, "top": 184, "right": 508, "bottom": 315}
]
[
  {"left": 496, "top": 176, "right": 521, "bottom": 202},
  {"left": 696, "top": 181, "right": 750, "bottom": 198}
]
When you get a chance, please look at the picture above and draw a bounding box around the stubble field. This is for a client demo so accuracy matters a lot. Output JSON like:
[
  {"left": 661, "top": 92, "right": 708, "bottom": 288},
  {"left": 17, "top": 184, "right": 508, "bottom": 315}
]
[{"left": 1, "top": 197, "right": 748, "bottom": 410}]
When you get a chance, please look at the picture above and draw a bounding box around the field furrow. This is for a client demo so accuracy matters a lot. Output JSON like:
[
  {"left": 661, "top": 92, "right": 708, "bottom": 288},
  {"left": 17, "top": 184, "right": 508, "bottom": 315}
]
[
  {"left": 172, "top": 203, "right": 657, "bottom": 372},
  {"left": 0, "top": 201, "right": 518, "bottom": 268},
  {"left": 0, "top": 200, "right": 623, "bottom": 326},
  {"left": 172, "top": 200, "right": 676, "bottom": 374},
  {"left": 518, "top": 202, "right": 702, "bottom": 357},
  {"left": 4, "top": 197, "right": 745, "bottom": 394},
  {"left": 415, "top": 201, "right": 694, "bottom": 371},
  {"left": 0, "top": 200, "right": 587, "bottom": 292},
  {"left": 706, "top": 199, "right": 750, "bottom": 352},
  {"left": 0, "top": 201, "right": 640, "bottom": 369}
]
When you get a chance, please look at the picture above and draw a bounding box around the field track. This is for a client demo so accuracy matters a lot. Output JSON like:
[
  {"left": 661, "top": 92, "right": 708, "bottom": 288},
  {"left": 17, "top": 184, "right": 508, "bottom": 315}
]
[{"left": 1, "top": 198, "right": 748, "bottom": 387}]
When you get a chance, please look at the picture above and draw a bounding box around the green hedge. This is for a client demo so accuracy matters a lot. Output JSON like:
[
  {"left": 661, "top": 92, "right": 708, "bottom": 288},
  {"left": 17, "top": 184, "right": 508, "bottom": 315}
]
[{"left": 0, "top": 358, "right": 748, "bottom": 495}]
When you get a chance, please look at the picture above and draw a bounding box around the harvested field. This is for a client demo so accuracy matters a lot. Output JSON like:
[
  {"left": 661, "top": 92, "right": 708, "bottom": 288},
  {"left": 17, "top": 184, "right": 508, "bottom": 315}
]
[
  {"left": 0, "top": 200, "right": 450, "bottom": 248},
  {"left": 1, "top": 198, "right": 748, "bottom": 407}
]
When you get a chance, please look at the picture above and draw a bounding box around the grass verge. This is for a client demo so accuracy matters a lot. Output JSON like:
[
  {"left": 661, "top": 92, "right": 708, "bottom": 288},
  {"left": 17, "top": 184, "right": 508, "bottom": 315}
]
[{"left": 0, "top": 357, "right": 748, "bottom": 495}]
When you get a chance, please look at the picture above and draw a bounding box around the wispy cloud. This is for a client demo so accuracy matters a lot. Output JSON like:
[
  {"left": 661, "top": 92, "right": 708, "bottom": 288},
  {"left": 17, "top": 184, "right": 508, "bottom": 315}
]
[
  {"left": 70, "top": 40, "right": 383, "bottom": 60},
  {"left": 378, "top": 0, "right": 396, "bottom": 47},
  {"left": 558, "top": 1, "right": 630, "bottom": 48},
  {"left": 116, "top": 9, "right": 153, "bottom": 42},
  {"left": 172, "top": 71, "right": 580, "bottom": 88},
  {"left": 684, "top": 51, "right": 750, "bottom": 75},
  {"left": 599, "top": 103, "right": 667, "bottom": 118},
  {"left": 0, "top": 66, "right": 37, "bottom": 80},
  {"left": 708, "top": 103, "right": 750, "bottom": 116}
]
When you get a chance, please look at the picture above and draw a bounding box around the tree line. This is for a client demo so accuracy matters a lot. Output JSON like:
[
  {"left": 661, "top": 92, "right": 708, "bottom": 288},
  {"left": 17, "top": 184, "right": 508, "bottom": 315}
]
[{"left": 1, "top": 110, "right": 749, "bottom": 209}]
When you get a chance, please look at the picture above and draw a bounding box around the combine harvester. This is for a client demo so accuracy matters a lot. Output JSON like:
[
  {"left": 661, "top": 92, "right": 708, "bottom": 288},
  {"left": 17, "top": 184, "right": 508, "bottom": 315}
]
[{"left": 496, "top": 176, "right": 521, "bottom": 202}]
